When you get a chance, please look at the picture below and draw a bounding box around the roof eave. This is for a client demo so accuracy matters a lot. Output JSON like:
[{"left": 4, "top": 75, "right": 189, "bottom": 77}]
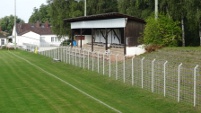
[{"left": 64, "top": 12, "right": 145, "bottom": 24}]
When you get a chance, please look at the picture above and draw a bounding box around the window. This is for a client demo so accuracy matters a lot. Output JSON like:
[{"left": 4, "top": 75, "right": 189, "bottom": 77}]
[
  {"left": 55, "top": 37, "right": 58, "bottom": 42},
  {"left": 1, "top": 39, "right": 5, "bottom": 45},
  {"left": 51, "top": 37, "right": 59, "bottom": 42},
  {"left": 51, "top": 37, "right": 54, "bottom": 42}
]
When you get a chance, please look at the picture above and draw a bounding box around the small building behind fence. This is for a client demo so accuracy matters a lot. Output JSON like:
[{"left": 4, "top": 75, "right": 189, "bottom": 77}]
[{"left": 64, "top": 12, "right": 146, "bottom": 56}]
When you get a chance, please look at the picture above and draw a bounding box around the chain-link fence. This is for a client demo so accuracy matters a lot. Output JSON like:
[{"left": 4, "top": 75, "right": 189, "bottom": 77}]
[{"left": 37, "top": 46, "right": 201, "bottom": 108}]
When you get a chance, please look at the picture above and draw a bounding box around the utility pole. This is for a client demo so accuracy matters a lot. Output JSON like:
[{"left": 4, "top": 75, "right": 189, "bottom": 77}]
[
  {"left": 155, "top": 0, "right": 158, "bottom": 20},
  {"left": 84, "top": 0, "right": 86, "bottom": 16},
  {"left": 14, "top": 0, "right": 17, "bottom": 49}
]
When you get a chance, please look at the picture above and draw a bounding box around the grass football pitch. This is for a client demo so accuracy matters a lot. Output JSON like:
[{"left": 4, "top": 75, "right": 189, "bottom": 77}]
[{"left": 0, "top": 50, "right": 200, "bottom": 113}]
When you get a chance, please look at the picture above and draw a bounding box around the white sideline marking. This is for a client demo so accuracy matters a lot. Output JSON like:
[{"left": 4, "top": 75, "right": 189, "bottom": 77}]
[{"left": 9, "top": 51, "right": 122, "bottom": 113}]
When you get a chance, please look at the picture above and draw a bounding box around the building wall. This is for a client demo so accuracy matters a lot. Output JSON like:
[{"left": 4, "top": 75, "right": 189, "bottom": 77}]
[
  {"left": 76, "top": 35, "right": 91, "bottom": 47},
  {"left": 17, "top": 31, "right": 40, "bottom": 47},
  {"left": 94, "top": 29, "right": 121, "bottom": 44},
  {"left": 0, "top": 38, "right": 7, "bottom": 46},
  {"left": 40, "top": 35, "right": 62, "bottom": 47},
  {"left": 14, "top": 31, "right": 68, "bottom": 47},
  {"left": 125, "top": 21, "right": 145, "bottom": 47}
]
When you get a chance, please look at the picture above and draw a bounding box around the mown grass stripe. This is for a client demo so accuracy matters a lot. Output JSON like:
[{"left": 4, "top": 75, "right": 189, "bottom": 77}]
[
  {"left": 9, "top": 51, "right": 122, "bottom": 113},
  {"left": 1, "top": 50, "right": 201, "bottom": 113}
]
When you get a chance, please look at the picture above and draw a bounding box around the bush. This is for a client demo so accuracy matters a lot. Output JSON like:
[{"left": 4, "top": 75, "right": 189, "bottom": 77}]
[
  {"left": 145, "top": 44, "right": 163, "bottom": 53},
  {"left": 141, "top": 15, "right": 181, "bottom": 47},
  {"left": 60, "top": 39, "right": 71, "bottom": 46}
]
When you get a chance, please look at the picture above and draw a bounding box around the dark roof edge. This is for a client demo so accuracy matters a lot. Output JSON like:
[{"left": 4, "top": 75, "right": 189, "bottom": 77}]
[{"left": 64, "top": 12, "right": 145, "bottom": 23}]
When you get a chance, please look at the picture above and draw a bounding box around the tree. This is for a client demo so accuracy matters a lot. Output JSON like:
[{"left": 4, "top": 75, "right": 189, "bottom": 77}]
[
  {"left": 163, "top": 0, "right": 187, "bottom": 46},
  {"left": 185, "top": 0, "right": 201, "bottom": 46},
  {"left": 0, "top": 15, "right": 24, "bottom": 35},
  {"left": 118, "top": 0, "right": 154, "bottom": 19},
  {"left": 28, "top": 4, "right": 51, "bottom": 23},
  {"left": 87, "top": 0, "right": 118, "bottom": 15},
  {"left": 159, "top": 0, "right": 201, "bottom": 46},
  {"left": 48, "top": 0, "right": 83, "bottom": 37},
  {"left": 141, "top": 15, "right": 181, "bottom": 46}
]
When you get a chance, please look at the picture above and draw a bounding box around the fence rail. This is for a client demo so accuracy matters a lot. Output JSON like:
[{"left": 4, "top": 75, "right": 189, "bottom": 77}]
[{"left": 36, "top": 46, "right": 201, "bottom": 107}]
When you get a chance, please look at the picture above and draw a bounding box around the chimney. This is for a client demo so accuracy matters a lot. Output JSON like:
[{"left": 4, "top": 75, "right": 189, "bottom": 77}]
[
  {"left": 44, "top": 21, "right": 49, "bottom": 28},
  {"left": 36, "top": 21, "right": 40, "bottom": 28}
]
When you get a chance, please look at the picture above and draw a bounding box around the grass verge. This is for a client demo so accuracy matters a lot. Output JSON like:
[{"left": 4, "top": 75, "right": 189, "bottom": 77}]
[{"left": 0, "top": 49, "right": 200, "bottom": 113}]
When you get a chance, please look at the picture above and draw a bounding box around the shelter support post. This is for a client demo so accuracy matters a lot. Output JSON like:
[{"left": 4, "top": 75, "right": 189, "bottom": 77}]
[
  {"left": 91, "top": 29, "right": 94, "bottom": 52},
  {"left": 80, "top": 29, "right": 82, "bottom": 49},
  {"left": 71, "top": 30, "right": 74, "bottom": 47},
  {"left": 105, "top": 28, "right": 108, "bottom": 51}
]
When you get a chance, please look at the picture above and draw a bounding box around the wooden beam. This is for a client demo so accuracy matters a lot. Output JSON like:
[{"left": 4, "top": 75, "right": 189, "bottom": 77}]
[
  {"left": 91, "top": 29, "right": 94, "bottom": 52},
  {"left": 80, "top": 29, "right": 82, "bottom": 49},
  {"left": 71, "top": 30, "right": 74, "bottom": 47},
  {"left": 105, "top": 28, "right": 108, "bottom": 50},
  {"left": 100, "top": 29, "right": 106, "bottom": 40},
  {"left": 112, "top": 29, "right": 121, "bottom": 43}
]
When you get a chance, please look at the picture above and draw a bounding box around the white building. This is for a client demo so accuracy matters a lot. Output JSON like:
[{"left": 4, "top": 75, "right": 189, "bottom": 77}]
[
  {"left": 0, "top": 33, "right": 7, "bottom": 47},
  {"left": 12, "top": 22, "right": 68, "bottom": 50},
  {"left": 0, "top": 27, "right": 8, "bottom": 48}
]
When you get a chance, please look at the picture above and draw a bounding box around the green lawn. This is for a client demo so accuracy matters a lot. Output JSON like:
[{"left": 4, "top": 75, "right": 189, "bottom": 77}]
[
  {"left": 0, "top": 50, "right": 200, "bottom": 113},
  {"left": 138, "top": 47, "right": 201, "bottom": 67}
]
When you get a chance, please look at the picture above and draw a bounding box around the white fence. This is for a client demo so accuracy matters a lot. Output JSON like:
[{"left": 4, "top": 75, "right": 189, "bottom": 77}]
[{"left": 37, "top": 46, "right": 201, "bottom": 107}]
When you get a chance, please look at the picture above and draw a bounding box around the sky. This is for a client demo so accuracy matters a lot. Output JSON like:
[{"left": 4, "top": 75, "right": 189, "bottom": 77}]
[{"left": 0, "top": 0, "right": 47, "bottom": 23}]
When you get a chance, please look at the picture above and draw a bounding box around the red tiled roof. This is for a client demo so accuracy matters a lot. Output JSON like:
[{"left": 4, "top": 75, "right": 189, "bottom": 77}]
[
  {"left": 16, "top": 23, "right": 54, "bottom": 36},
  {"left": 0, "top": 33, "right": 7, "bottom": 38},
  {"left": 0, "top": 31, "right": 8, "bottom": 38}
]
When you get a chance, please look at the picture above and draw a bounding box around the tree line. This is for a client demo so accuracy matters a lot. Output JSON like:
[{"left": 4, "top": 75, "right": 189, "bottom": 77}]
[
  {"left": 0, "top": 15, "right": 24, "bottom": 35},
  {"left": 1, "top": 0, "right": 200, "bottom": 46}
]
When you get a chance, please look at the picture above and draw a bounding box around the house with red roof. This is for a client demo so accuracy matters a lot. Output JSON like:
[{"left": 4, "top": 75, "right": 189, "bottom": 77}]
[{"left": 12, "top": 21, "right": 68, "bottom": 50}]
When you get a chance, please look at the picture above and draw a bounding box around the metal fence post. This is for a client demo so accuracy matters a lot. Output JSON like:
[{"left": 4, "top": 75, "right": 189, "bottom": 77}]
[
  {"left": 178, "top": 63, "right": 182, "bottom": 102},
  {"left": 83, "top": 50, "right": 85, "bottom": 69},
  {"left": 72, "top": 48, "right": 74, "bottom": 65},
  {"left": 103, "top": 53, "right": 105, "bottom": 75},
  {"left": 141, "top": 57, "right": 145, "bottom": 88},
  {"left": 54, "top": 48, "right": 56, "bottom": 58},
  {"left": 53, "top": 48, "right": 54, "bottom": 58},
  {"left": 52, "top": 49, "right": 54, "bottom": 58},
  {"left": 132, "top": 56, "right": 135, "bottom": 86},
  {"left": 92, "top": 52, "right": 94, "bottom": 71},
  {"left": 73, "top": 48, "right": 75, "bottom": 65},
  {"left": 109, "top": 54, "right": 111, "bottom": 77},
  {"left": 116, "top": 54, "right": 119, "bottom": 80},
  {"left": 45, "top": 49, "right": 47, "bottom": 56},
  {"left": 163, "top": 61, "right": 168, "bottom": 97},
  {"left": 98, "top": 52, "right": 100, "bottom": 73},
  {"left": 79, "top": 49, "right": 81, "bottom": 67},
  {"left": 74, "top": 48, "right": 77, "bottom": 66},
  {"left": 194, "top": 65, "right": 199, "bottom": 107},
  {"left": 61, "top": 47, "right": 63, "bottom": 62},
  {"left": 68, "top": 47, "right": 71, "bottom": 64},
  {"left": 123, "top": 55, "right": 126, "bottom": 83},
  {"left": 65, "top": 47, "right": 67, "bottom": 63},
  {"left": 88, "top": 50, "right": 90, "bottom": 70},
  {"left": 57, "top": 47, "right": 59, "bottom": 59},
  {"left": 152, "top": 59, "right": 156, "bottom": 92}
]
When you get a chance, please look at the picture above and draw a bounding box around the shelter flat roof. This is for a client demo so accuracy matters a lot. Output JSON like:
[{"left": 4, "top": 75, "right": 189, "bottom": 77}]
[{"left": 64, "top": 12, "right": 145, "bottom": 23}]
